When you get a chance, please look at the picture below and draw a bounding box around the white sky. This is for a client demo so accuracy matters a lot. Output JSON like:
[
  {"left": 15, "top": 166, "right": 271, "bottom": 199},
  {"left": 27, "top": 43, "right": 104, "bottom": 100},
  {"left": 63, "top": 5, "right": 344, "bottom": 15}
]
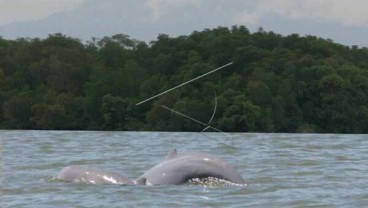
[
  {"left": 1, "top": 0, "right": 367, "bottom": 27},
  {"left": 0, "top": 0, "right": 367, "bottom": 46},
  {"left": 0, "top": 0, "right": 85, "bottom": 25},
  {"left": 233, "top": 0, "right": 368, "bottom": 27}
]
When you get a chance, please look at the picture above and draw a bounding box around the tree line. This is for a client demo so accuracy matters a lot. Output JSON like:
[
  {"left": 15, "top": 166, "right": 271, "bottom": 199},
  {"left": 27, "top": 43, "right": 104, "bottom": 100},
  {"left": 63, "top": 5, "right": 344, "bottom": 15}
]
[{"left": 1, "top": 26, "right": 368, "bottom": 133}]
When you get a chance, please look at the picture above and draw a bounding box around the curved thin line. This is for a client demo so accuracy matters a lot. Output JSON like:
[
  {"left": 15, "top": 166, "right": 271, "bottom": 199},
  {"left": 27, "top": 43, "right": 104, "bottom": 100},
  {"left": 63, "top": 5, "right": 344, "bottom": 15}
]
[
  {"left": 207, "top": 92, "right": 217, "bottom": 125},
  {"left": 161, "top": 105, "right": 232, "bottom": 137}
]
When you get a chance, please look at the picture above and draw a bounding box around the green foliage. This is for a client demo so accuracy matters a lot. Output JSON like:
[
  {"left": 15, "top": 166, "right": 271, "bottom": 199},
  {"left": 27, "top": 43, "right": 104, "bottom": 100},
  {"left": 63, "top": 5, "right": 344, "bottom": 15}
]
[
  {"left": 1, "top": 26, "right": 368, "bottom": 133},
  {"left": 31, "top": 103, "right": 66, "bottom": 129},
  {"left": 3, "top": 94, "right": 32, "bottom": 128}
]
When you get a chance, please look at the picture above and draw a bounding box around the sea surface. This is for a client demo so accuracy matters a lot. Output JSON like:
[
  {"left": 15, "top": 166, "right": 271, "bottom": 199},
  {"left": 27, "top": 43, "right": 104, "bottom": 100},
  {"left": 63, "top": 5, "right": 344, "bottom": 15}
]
[{"left": 1, "top": 131, "right": 368, "bottom": 207}]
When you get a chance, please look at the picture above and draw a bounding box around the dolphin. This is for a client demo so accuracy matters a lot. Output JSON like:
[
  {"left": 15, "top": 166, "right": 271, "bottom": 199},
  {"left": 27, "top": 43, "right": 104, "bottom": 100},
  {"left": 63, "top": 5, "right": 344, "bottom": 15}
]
[
  {"left": 56, "top": 165, "right": 136, "bottom": 185},
  {"left": 135, "top": 149, "right": 245, "bottom": 186}
]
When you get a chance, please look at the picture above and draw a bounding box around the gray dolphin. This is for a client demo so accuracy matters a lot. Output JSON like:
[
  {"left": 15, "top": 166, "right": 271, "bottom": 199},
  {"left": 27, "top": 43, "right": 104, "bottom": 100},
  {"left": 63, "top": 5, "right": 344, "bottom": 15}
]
[
  {"left": 57, "top": 165, "right": 136, "bottom": 185},
  {"left": 135, "top": 149, "right": 245, "bottom": 185}
]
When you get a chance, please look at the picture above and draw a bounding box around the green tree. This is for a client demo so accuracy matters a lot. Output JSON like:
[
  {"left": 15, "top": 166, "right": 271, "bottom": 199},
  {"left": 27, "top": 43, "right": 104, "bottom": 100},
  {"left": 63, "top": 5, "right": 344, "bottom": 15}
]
[
  {"left": 3, "top": 95, "right": 32, "bottom": 128},
  {"left": 100, "top": 94, "right": 131, "bottom": 130},
  {"left": 31, "top": 104, "right": 66, "bottom": 129}
]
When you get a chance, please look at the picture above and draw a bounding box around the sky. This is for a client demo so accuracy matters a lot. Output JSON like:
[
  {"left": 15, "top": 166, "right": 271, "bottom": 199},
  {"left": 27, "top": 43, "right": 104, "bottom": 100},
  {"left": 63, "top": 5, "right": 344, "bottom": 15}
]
[{"left": 0, "top": 0, "right": 367, "bottom": 47}]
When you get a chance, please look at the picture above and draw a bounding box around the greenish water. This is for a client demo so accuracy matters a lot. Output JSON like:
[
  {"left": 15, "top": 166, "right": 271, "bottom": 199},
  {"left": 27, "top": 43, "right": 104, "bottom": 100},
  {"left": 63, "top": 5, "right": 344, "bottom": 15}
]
[{"left": 1, "top": 131, "right": 368, "bottom": 207}]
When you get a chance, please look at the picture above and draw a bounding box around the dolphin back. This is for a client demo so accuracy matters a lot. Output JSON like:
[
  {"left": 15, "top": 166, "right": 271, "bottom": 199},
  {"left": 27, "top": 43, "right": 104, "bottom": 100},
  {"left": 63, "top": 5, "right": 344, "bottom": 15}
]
[
  {"left": 57, "top": 165, "right": 134, "bottom": 185},
  {"left": 137, "top": 152, "right": 245, "bottom": 185}
]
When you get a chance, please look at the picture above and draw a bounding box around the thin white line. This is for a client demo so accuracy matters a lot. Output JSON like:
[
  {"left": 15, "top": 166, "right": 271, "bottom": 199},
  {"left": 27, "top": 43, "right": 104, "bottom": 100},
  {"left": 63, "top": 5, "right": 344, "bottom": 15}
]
[
  {"left": 161, "top": 105, "right": 232, "bottom": 137},
  {"left": 136, "top": 62, "right": 233, "bottom": 105},
  {"left": 207, "top": 92, "right": 217, "bottom": 125}
]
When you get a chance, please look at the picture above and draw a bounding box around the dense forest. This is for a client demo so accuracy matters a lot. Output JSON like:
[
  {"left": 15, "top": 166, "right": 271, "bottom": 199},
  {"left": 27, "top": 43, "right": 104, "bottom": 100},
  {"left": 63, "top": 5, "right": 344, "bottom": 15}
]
[{"left": 1, "top": 26, "right": 368, "bottom": 133}]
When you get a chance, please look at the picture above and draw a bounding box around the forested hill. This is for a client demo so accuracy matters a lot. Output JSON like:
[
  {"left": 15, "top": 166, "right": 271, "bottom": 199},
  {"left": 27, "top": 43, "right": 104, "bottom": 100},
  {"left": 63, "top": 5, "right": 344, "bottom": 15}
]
[{"left": 1, "top": 26, "right": 368, "bottom": 133}]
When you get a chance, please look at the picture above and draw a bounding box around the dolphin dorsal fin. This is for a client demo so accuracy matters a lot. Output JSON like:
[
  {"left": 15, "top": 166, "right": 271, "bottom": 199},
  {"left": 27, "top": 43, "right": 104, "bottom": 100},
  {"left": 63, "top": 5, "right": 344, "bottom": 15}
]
[
  {"left": 165, "top": 148, "right": 177, "bottom": 160},
  {"left": 134, "top": 177, "right": 147, "bottom": 185}
]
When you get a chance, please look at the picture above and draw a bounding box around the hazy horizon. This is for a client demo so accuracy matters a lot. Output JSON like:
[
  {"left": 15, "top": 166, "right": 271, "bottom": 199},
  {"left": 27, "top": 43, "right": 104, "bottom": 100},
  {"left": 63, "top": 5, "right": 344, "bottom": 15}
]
[{"left": 1, "top": 0, "right": 367, "bottom": 47}]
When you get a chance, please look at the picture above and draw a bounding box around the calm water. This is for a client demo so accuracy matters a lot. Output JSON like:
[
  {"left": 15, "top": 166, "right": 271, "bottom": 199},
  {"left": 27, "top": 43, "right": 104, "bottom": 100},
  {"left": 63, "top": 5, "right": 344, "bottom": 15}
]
[{"left": 1, "top": 131, "right": 368, "bottom": 207}]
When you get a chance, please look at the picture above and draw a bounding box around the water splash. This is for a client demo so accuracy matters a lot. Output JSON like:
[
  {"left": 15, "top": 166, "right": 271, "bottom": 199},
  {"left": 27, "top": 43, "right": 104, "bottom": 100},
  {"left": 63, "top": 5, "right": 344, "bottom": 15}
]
[{"left": 188, "top": 177, "right": 247, "bottom": 187}]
